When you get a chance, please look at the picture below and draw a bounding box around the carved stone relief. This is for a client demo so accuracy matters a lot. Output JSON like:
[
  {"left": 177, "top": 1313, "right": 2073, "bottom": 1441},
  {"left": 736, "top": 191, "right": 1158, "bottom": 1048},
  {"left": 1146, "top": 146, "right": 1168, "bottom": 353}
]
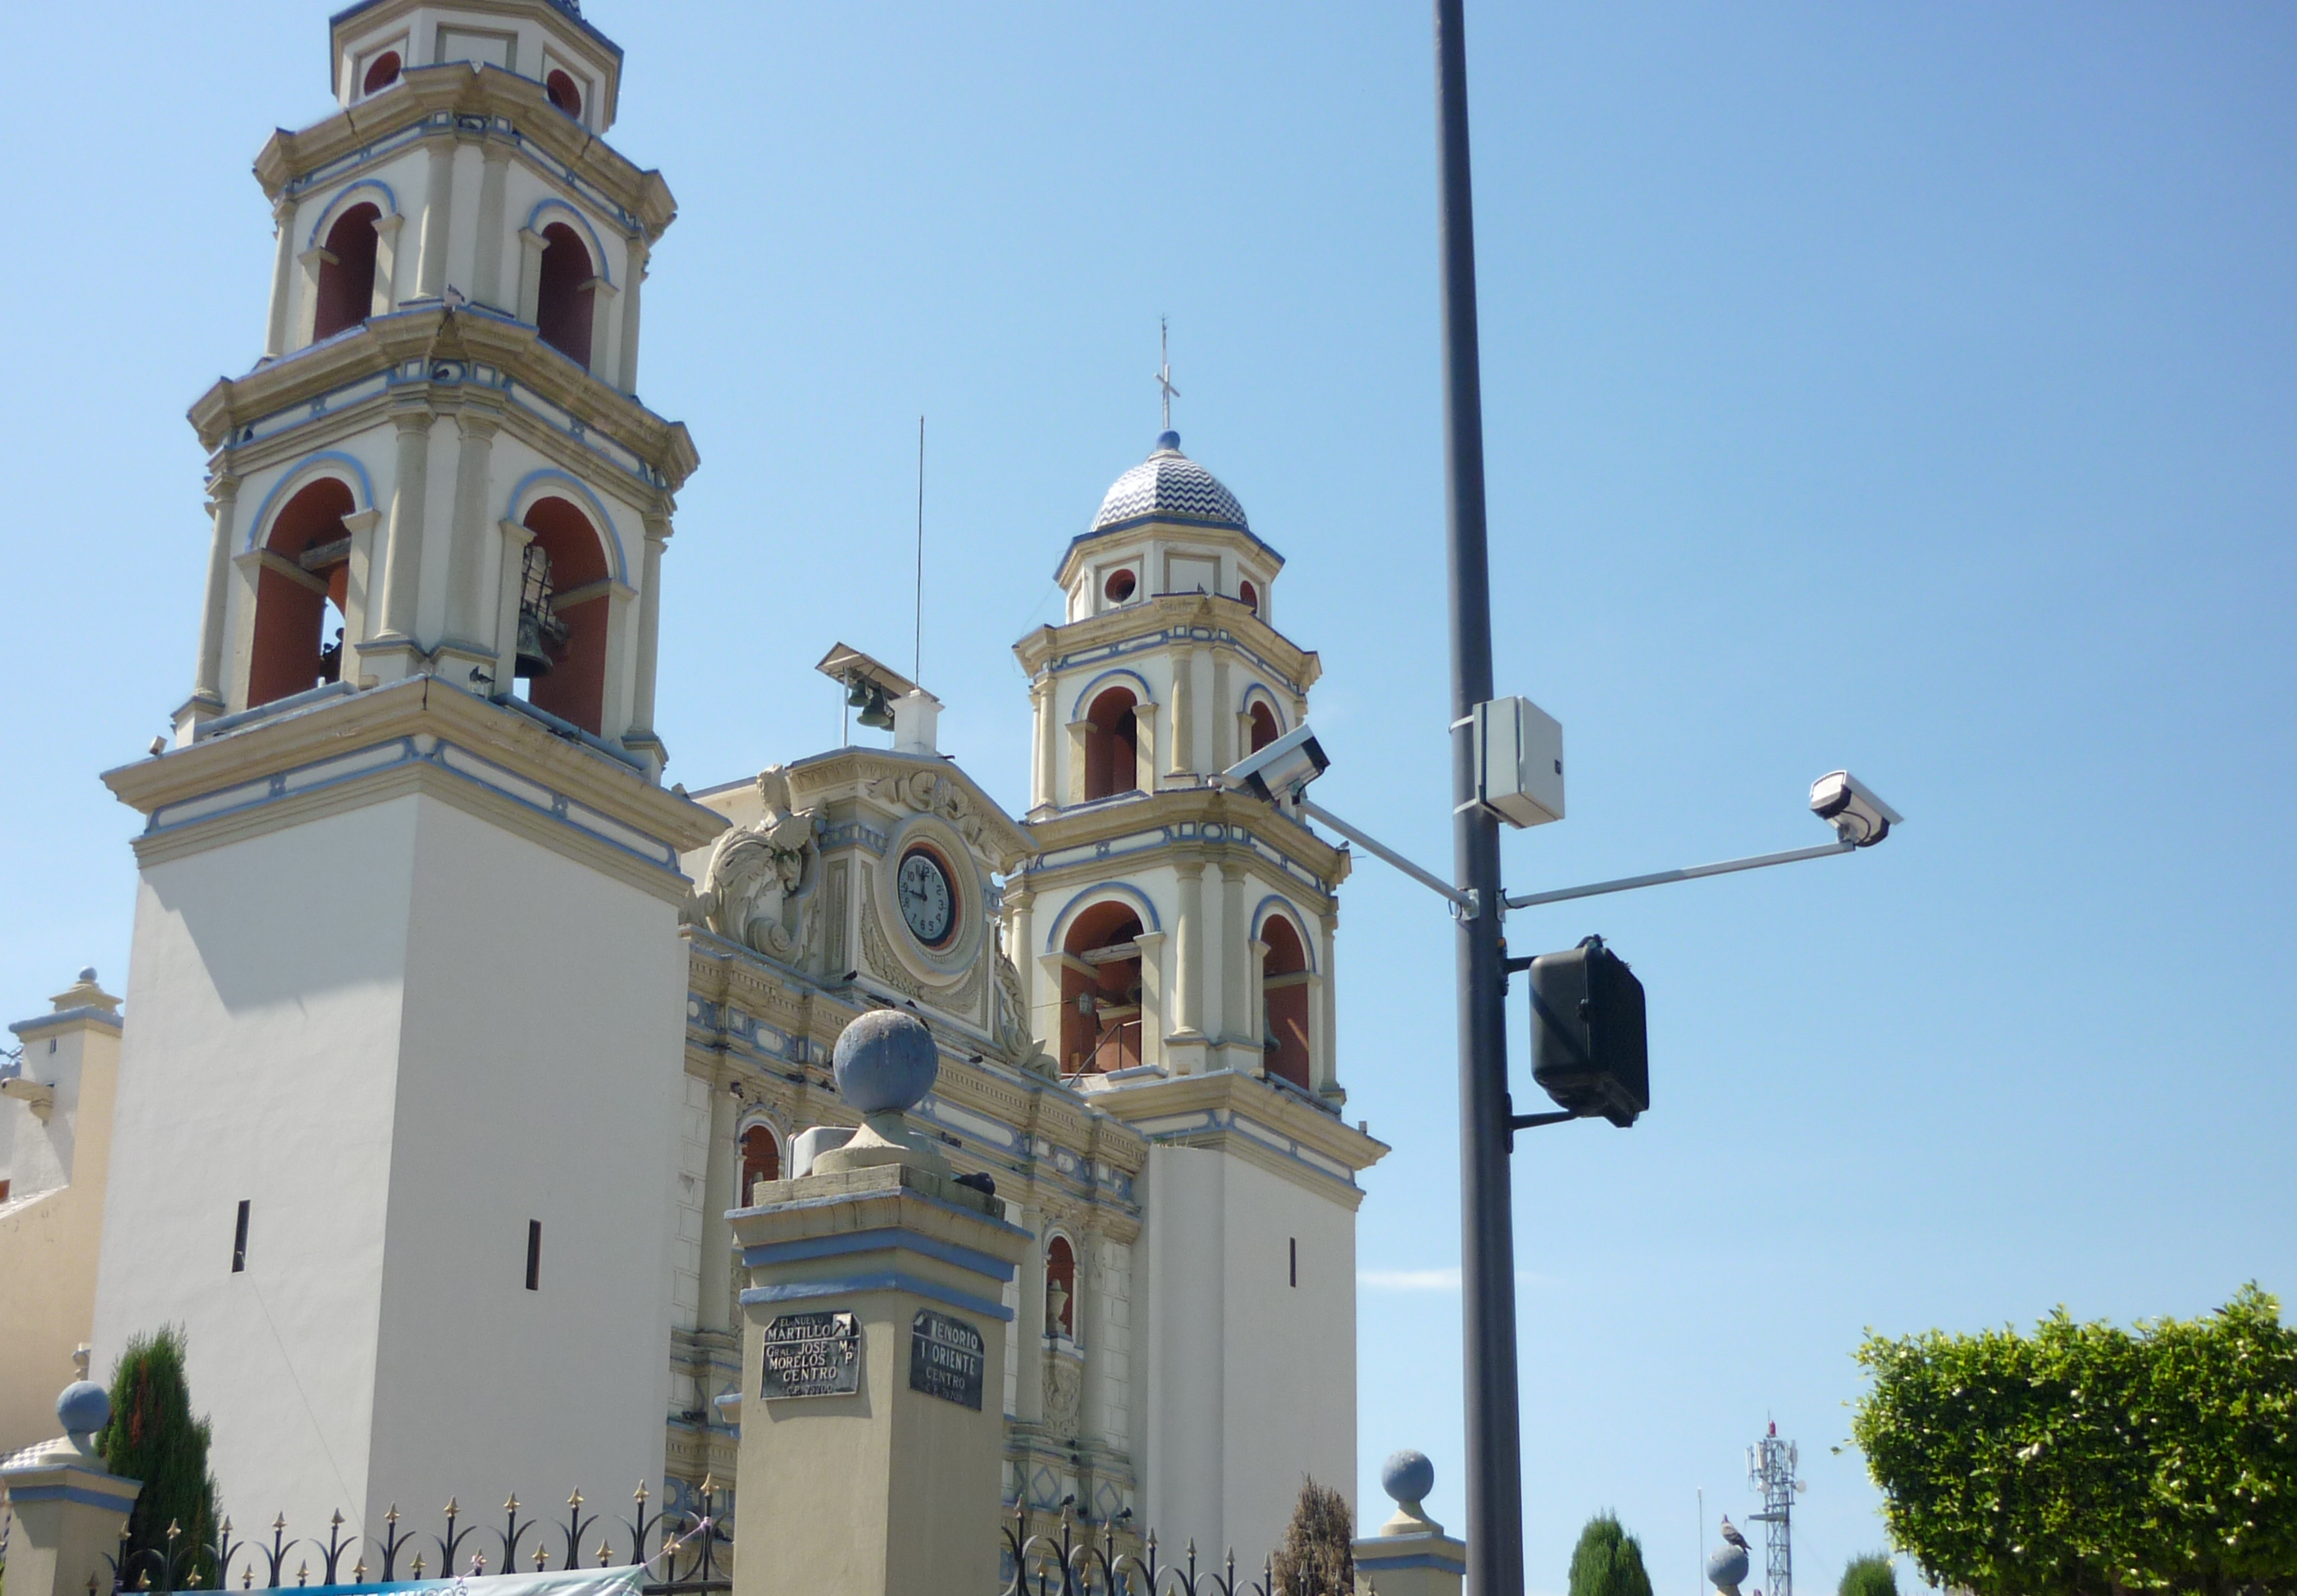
[
  {"left": 1042, "top": 1355, "right": 1082, "bottom": 1437},
  {"left": 682, "top": 766, "right": 821, "bottom": 964}
]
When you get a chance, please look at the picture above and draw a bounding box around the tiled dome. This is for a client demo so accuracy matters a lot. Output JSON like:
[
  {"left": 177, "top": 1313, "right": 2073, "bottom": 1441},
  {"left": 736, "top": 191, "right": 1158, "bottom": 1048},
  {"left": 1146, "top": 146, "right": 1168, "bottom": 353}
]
[{"left": 1092, "top": 432, "right": 1248, "bottom": 534}]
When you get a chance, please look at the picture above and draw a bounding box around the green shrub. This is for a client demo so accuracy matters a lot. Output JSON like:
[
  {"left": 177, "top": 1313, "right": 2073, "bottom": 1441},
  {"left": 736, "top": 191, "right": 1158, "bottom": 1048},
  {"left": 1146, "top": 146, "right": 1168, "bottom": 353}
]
[
  {"left": 97, "top": 1327, "right": 219, "bottom": 1587},
  {"left": 1568, "top": 1512, "right": 1654, "bottom": 1596}
]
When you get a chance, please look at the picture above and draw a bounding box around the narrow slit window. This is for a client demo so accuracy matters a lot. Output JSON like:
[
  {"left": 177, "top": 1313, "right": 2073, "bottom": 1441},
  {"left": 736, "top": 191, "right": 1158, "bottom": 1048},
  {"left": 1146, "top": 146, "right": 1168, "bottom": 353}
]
[
  {"left": 1289, "top": 1236, "right": 1297, "bottom": 1288},
  {"left": 526, "top": 1220, "right": 542, "bottom": 1291},
  {"left": 232, "top": 1200, "right": 251, "bottom": 1273}
]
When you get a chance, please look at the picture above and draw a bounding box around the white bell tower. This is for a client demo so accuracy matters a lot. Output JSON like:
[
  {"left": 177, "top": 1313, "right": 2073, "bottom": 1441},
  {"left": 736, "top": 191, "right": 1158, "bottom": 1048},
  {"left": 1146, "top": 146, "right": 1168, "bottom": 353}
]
[
  {"left": 90, "top": 0, "right": 724, "bottom": 1545},
  {"left": 1004, "top": 429, "right": 1387, "bottom": 1561}
]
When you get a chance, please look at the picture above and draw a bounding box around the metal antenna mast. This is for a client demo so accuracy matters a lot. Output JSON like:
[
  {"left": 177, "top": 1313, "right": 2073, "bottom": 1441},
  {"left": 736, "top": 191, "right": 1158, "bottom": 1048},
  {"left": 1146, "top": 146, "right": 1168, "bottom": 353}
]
[{"left": 1746, "top": 1424, "right": 1803, "bottom": 1596}]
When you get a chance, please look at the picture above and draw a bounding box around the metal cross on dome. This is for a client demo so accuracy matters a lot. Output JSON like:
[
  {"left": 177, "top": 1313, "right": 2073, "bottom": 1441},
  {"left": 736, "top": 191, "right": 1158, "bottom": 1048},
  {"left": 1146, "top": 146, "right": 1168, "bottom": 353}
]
[{"left": 1155, "top": 316, "right": 1180, "bottom": 433}]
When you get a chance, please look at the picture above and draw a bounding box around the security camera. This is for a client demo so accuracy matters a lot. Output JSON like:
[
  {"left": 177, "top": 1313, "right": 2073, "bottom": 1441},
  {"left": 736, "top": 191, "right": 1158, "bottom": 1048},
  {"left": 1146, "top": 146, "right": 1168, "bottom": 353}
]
[
  {"left": 1220, "top": 723, "right": 1329, "bottom": 805},
  {"left": 1809, "top": 770, "right": 1902, "bottom": 847}
]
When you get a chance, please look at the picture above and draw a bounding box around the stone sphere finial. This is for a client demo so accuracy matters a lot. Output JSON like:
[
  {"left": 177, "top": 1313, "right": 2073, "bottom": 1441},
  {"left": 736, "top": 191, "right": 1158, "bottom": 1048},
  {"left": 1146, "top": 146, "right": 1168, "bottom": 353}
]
[
  {"left": 58, "top": 1379, "right": 110, "bottom": 1439},
  {"left": 832, "top": 1010, "right": 939, "bottom": 1114},
  {"left": 78, "top": 966, "right": 98, "bottom": 983},
  {"left": 1707, "top": 1545, "right": 1752, "bottom": 1592},
  {"left": 1381, "top": 1449, "right": 1435, "bottom": 1508}
]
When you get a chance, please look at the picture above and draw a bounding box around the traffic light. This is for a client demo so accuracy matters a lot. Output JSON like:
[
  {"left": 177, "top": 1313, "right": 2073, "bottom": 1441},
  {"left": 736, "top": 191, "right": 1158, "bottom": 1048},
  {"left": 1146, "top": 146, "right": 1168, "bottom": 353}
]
[{"left": 1527, "top": 935, "right": 1648, "bottom": 1127}]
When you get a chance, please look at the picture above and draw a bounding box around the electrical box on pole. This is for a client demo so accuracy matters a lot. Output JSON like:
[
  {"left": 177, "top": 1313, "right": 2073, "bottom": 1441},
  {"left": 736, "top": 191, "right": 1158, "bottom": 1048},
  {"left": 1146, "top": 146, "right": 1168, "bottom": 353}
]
[
  {"left": 1527, "top": 935, "right": 1648, "bottom": 1126},
  {"left": 1473, "top": 696, "right": 1565, "bottom": 828}
]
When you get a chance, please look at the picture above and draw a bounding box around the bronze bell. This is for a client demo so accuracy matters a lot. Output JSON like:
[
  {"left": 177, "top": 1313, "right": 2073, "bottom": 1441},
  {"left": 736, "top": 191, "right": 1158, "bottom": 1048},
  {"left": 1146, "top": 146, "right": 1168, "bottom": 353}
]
[
  {"left": 514, "top": 544, "right": 568, "bottom": 679},
  {"left": 855, "top": 682, "right": 896, "bottom": 731}
]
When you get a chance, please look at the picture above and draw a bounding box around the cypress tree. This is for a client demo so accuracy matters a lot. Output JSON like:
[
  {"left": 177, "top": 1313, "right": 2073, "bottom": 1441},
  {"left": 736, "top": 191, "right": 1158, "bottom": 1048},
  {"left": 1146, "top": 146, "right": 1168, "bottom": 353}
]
[
  {"left": 1567, "top": 1512, "right": 1656, "bottom": 1596},
  {"left": 1271, "top": 1475, "right": 1357, "bottom": 1595},
  {"left": 1839, "top": 1554, "right": 1898, "bottom": 1596},
  {"left": 96, "top": 1327, "right": 220, "bottom": 1586}
]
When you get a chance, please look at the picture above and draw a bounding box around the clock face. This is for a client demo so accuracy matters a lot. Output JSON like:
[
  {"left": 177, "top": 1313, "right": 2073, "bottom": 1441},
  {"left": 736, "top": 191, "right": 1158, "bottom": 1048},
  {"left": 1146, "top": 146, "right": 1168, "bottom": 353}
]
[{"left": 897, "top": 849, "right": 956, "bottom": 948}]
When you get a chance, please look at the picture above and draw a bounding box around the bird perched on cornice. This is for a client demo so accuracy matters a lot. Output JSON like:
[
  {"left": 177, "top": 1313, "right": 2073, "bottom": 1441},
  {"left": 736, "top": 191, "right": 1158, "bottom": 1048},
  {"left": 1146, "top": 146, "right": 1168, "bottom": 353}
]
[{"left": 1720, "top": 1519, "right": 1751, "bottom": 1553}]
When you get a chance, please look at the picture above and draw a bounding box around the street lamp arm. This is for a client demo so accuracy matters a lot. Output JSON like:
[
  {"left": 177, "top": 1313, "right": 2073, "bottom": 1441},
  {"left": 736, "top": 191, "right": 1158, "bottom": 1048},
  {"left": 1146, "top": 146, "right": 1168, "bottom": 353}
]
[
  {"left": 1292, "top": 795, "right": 1478, "bottom": 914},
  {"left": 1502, "top": 839, "right": 1855, "bottom": 910}
]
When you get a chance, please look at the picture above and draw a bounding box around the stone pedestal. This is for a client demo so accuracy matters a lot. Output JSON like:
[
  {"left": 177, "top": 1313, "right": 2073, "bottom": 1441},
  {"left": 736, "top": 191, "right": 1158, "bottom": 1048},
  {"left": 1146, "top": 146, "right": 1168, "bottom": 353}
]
[
  {"left": 0, "top": 1384, "right": 141, "bottom": 1596},
  {"left": 730, "top": 1161, "right": 1028, "bottom": 1596},
  {"left": 1352, "top": 1450, "right": 1465, "bottom": 1596}
]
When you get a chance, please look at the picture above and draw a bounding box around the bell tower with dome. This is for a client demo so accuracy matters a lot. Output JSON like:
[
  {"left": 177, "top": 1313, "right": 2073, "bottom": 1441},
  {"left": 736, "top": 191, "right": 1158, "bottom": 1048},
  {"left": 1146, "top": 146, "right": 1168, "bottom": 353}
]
[
  {"left": 86, "top": 0, "right": 724, "bottom": 1547},
  {"left": 1004, "top": 428, "right": 1388, "bottom": 1559}
]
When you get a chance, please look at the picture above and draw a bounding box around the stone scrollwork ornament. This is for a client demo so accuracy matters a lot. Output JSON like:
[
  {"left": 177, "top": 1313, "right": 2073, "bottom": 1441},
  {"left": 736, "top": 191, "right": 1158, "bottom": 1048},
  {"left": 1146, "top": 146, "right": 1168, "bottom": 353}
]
[
  {"left": 868, "top": 768, "right": 989, "bottom": 849},
  {"left": 685, "top": 765, "right": 821, "bottom": 963},
  {"left": 994, "top": 925, "right": 1057, "bottom": 1078}
]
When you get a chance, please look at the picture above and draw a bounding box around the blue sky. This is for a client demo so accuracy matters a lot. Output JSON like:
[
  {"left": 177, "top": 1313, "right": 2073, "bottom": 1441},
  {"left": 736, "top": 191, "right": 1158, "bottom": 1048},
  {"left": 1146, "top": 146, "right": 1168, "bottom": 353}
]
[{"left": 4, "top": 2, "right": 2293, "bottom": 1590}]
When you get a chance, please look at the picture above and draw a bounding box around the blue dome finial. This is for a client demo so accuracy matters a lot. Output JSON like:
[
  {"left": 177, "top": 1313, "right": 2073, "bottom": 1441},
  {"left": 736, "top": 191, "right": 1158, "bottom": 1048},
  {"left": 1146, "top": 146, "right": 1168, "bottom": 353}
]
[{"left": 1155, "top": 430, "right": 1181, "bottom": 453}]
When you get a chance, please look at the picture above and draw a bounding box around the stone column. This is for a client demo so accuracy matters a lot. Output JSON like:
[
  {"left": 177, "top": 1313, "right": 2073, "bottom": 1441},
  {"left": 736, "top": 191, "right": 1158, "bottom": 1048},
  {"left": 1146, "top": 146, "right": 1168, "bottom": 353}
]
[
  {"left": 1210, "top": 653, "right": 1235, "bottom": 770},
  {"left": 416, "top": 142, "right": 455, "bottom": 299},
  {"left": 371, "top": 214, "right": 405, "bottom": 315},
  {"left": 263, "top": 197, "right": 297, "bottom": 358},
  {"left": 1131, "top": 701, "right": 1159, "bottom": 792},
  {"left": 516, "top": 227, "right": 548, "bottom": 323},
  {"left": 471, "top": 143, "right": 513, "bottom": 310},
  {"left": 620, "top": 240, "right": 649, "bottom": 393},
  {"left": 1030, "top": 678, "right": 1056, "bottom": 811},
  {"left": 1218, "top": 864, "right": 1249, "bottom": 1047},
  {"left": 730, "top": 1015, "right": 1028, "bottom": 1596},
  {"left": 1168, "top": 647, "right": 1196, "bottom": 775},
  {"left": 1170, "top": 864, "right": 1205, "bottom": 1056},
  {"left": 586, "top": 276, "right": 621, "bottom": 382},
  {"left": 1011, "top": 1208, "right": 1047, "bottom": 1425},
  {"left": 1352, "top": 1452, "right": 1466, "bottom": 1596},
  {"left": 627, "top": 517, "right": 668, "bottom": 770},
  {"left": 443, "top": 412, "right": 500, "bottom": 647},
  {"left": 1131, "top": 929, "right": 1166, "bottom": 1070},
  {"left": 1077, "top": 1228, "right": 1111, "bottom": 1447},
  {"left": 699, "top": 1076, "right": 738, "bottom": 1332},
  {"left": 0, "top": 1381, "right": 143, "bottom": 1596},
  {"left": 1316, "top": 910, "right": 1341, "bottom": 1097},
  {"left": 374, "top": 411, "right": 433, "bottom": 653},
  {"left": 181, "top": 473, "right": 239, "bottom": 737},
  {"left": 1246, "top": 935, "right": 1270, "bottom": 1059}
]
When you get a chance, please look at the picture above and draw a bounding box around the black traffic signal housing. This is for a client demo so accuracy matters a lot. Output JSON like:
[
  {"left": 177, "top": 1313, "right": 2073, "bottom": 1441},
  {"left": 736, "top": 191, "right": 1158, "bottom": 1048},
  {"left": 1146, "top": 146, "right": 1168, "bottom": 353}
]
[{"left": 1528, "top": 935, "right": 1648, "bottom": 1127}]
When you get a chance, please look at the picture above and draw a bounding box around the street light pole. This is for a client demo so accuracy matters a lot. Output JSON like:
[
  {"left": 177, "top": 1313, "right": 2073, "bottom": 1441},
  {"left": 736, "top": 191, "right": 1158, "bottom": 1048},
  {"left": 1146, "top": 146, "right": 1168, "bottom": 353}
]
[{"left": 1432, "top": 2, "right": 1524, "bottom": 1594}]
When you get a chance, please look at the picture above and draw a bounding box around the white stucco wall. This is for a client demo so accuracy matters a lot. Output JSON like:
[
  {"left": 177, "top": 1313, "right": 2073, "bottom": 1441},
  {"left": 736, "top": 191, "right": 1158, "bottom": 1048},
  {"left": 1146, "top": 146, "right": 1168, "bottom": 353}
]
[
  {"left": 91, "top": 788, "right": 683, "bottom": 1540},
  {"left": 1138, "top": 1143, "right": 1357, "bottom": 1564}
]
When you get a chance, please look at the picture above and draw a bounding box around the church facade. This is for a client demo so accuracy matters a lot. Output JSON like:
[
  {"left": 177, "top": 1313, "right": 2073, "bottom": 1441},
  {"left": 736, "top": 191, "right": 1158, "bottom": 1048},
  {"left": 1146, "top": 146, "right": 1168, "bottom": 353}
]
[{"left": 1, "top": 0, "right": 1385, "bottom": 1574}]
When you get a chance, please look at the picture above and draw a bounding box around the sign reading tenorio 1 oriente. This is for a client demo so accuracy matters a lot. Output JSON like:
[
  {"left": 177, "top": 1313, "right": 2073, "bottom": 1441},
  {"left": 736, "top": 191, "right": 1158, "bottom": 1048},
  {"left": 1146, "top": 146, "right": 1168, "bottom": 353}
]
[
  {"left": 759, "top": 1310, "right": 861, "bottom": 1398},
  {"left": 908, "top": 1308, "right": 986, "bottom": 1410}
]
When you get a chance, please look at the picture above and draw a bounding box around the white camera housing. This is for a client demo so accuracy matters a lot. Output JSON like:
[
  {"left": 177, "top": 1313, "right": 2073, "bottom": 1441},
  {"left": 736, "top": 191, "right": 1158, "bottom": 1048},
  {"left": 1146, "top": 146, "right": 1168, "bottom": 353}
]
[
  {"left": 1809, "top": 770, "right": 1902, "bottom": 847},
  {"left": 1474, "top": 696, "right": 1565, "bottom": 828},
  {"left": 1222, "top": 723, "right": 1329, "bottom": 805}
]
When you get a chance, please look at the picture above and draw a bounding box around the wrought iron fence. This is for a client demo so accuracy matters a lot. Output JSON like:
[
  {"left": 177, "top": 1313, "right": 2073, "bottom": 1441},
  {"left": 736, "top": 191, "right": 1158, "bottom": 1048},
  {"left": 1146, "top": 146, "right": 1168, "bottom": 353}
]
[
  {"left": 100, "top": 1484, "right": 728, "bottom": 1596},
  {"left": 1001, "top": 1503, "right": 1296, "bottom": 1596}
]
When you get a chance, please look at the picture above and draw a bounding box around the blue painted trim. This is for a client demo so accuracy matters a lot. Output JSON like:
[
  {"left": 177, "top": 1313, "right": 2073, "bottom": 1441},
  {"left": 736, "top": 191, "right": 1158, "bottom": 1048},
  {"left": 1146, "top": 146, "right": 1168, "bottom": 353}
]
[
  {"left": 1250, "top": 894, "right": 1317, "bottom": 972},
  {"left": 0, "top": 1481, "right": 143, "bottom": 1508},
  {"left": 306, "top": 179, "right": 399, "bottom": 245},
  {"left": 244, "top": 454, "right": 376, "bottom": 552},
  {"left": 1354, "top": 1550, "right": 1469, "bottom": 1574},
  {"left": 1069, "top": 666, "right": 1155, "bottom": 723},
  {"left": 10, "top": 1006, "right": 123, "bottom": 1037},
  {"left": 508, "top": 467, "right": 629, "bottom": 583},
  {"left": 1238, "top": 680, "right": 1287, "bottom": 724},
  {"left": 740, "top": 1226, "right": 1017, "bottom": 1284},
  {"left": 739, "top": 1272, "right": 1013, "bottom": 1323},
  {"left": 1051, "top": 518, "right": 1285, "bottom": 580},
  {"left": 1043, "top": 882, "right": 1162, "bottom": 953},
  {"left": 523, "top": 199, "right": 613, "bottom": 287}
]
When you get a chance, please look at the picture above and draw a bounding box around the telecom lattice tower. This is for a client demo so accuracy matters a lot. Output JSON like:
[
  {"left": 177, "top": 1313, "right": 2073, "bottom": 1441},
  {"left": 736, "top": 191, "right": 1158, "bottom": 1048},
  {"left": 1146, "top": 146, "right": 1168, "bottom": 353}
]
[{"left": 1746, "top": 1423, "right": 1804, "bottom": 1596}]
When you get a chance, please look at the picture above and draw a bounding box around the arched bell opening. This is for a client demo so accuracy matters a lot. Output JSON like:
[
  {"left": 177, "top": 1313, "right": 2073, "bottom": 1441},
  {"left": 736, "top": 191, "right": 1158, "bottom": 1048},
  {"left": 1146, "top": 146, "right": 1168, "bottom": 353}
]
[
  {"left": 312, "top": 203, "right": 381, "bottom": 342},
  {"left": 1260, "top": 914, "right": 1312, "bottom": 1091},
  {"left": 1060, "top": 901, "right": 1143, "bottom": 1076},
  {"left": 361, "top": 52, "right": 402, "bottom": 94},
  {"left": 738, "top": 1124, "right": 781, "bottom": 1205},
  {"left": 545, "top": 70, "right": 583, "bottom": 119},
  {"left": 1247, "top": 699, "right": 1281, "bottom": 755},
  {"left": 1082, "top": 686, "right": 1139, "bottom": 802},
  {"left": 248, "top": 478, "right": 356, "bottom": 709},
  {"left": 536, "top": 223, "right": 595, "bottom": 368},
  {"left": 517, "top": 495, "right": 612, "bottom": 734},
  {"left": 1044, "top": 1233, "right": 1078, "bottom": 1339},
  {"left": 1238, "top": 577, "right": 1260, "bottom": 616}
]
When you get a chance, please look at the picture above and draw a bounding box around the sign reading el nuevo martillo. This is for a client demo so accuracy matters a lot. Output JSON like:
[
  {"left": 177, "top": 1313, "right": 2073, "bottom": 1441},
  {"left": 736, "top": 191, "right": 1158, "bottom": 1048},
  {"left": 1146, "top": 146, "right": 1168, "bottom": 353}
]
[
  {"left": 908, "top": 1309, "right": 986, "bottom": 1410},
  {"left": 759, "top": 1311, "right": 861, "bottom": 1398}
]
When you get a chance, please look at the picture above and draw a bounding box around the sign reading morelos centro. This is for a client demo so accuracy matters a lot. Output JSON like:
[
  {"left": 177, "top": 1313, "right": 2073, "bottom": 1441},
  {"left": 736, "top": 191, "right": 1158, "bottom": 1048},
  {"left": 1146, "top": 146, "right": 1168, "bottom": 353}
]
[
  {"left": 908, "top": 1309, "right": 986, "bottom": 1410},
  {"left": 759, "top": 1311, "right": 860, "bottom": 1398}
]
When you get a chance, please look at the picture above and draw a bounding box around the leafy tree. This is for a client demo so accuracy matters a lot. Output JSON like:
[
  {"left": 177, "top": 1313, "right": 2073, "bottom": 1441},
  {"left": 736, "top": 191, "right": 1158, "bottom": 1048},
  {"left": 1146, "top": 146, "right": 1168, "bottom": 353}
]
[
  {"left": 96, "top": 1327, "right": 219, "bottom": 1586},
  {"left": 1839, "top": 1553, "right": 1898, "bottom": 1596},
  {"left": 1852, "top": 1284, "right": 2297, "bottom": 1596},
  {"left": 1271, "top": 1475, "right": 1356, "bottom": 1596},
  {"left": 1568, "top": 1512, "right": 1655, "bottom": 1596}
]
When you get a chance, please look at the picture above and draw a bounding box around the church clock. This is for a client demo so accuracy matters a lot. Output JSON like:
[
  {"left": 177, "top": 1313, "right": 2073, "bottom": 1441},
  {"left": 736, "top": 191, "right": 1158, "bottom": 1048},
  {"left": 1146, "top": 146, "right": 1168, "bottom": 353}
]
[{"left": 896, "top": 846, "right": 957, "bottom": 948}]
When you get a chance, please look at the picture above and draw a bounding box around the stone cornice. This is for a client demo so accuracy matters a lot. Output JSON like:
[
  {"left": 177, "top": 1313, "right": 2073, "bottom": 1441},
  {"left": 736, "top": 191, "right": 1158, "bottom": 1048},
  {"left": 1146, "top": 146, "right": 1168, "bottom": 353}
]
[
  {"left": 1012, "top": 591, "right": 1321, "bottom": 697},
  {"left": 254, "top": 62, "right": 673, "bottom": 239},
  {"left": 1051, "top": 521, "right": 1285, "bottom": 588},
  {"left": 1019, "top": 786, "right": 1350, "bottom": 895},
  {"left": 1086, "top": 1069, "right": 1388, "bottom": 1206},
  {"left": 188, "top": 306, "right": 699, "bottom": 490},
  {"left": 103, "top": 676, "right": 725, "bottom": 854}
]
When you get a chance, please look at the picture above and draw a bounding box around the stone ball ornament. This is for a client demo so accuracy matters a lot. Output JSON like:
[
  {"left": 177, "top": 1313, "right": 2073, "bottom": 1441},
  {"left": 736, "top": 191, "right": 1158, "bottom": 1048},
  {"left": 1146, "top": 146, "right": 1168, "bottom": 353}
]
[
  {"left": 58, "top": 1379, "right": 111, "bottom": 1438},
  {"left": 1381, "top": 1448, "right": 1435, "bottom": 1507},
  {"left": 832, "top": 1009, "right": 940, "bottom": 1114},
  {"left": 1707, "top": 1544, "right": 1752, "bottom": 1591}
]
